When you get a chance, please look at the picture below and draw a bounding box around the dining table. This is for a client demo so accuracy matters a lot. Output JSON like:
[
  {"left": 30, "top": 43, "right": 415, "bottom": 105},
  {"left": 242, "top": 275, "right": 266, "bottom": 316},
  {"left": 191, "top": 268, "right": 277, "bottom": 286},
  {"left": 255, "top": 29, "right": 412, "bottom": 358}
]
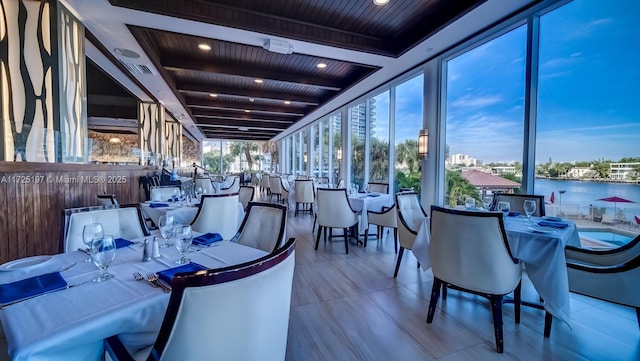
[
  {"left": 0, "top": 237, "right": 267, "bottom": 361},
  {"left": 411, "top": 212, "right": 580, "bottom": 328},
  {"left": 348, "top": 193, "right": 395, "bottom": 234}
]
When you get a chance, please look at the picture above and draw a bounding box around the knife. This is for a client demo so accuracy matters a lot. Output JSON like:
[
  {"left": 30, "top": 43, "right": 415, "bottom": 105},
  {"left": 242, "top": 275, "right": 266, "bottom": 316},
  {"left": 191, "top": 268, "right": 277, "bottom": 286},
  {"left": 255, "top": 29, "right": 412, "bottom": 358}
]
[{"left": 0, "top": 279, "right": 93, "bottom": 309}]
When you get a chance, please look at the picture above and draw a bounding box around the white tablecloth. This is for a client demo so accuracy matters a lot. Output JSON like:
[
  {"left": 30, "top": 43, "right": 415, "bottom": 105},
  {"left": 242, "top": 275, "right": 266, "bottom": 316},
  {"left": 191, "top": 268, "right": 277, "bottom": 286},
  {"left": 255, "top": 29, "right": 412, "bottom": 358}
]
[
  {"left": 0, "top": 239, "right": 267, "bottom": 361},
  {"left": 348, "top": 194, "right": 394, "bottom": 233},
  {"left": 411, "top": 215, "right": 579, "bottom": 328},
  {"left": 141, "top": 202, "right": 245, "bottom": 230}
]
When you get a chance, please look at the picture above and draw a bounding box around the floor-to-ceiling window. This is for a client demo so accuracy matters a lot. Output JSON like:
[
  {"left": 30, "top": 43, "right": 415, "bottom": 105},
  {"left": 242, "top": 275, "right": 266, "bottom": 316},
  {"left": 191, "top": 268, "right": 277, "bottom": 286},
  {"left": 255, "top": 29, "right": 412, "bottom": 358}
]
[
  {"left": 369, "top": 91, "right": 390, "bottom": 184},
  {"left": 301, "top": 129, "right": 308, "bottom": 175},
  {"left": 443, "top": 25, "right": 527, "bottom": 206},
  {"left": 321, "top": 117, "right": 330, "bottom": 179},
  {"left": 331, "top": 113, "right": 342, "bottom": 185},
  {"left": 349, "top": 102, "right": 366, "bottom": 189},
  {"left": 533, "top": 0, "right": 640, "bottom": 228},
  {"left": 312, "top": 123, "right": 320, "bottom": 177},
  {"left": 394, "top": 74, "right": 423, "bottom": 193}
]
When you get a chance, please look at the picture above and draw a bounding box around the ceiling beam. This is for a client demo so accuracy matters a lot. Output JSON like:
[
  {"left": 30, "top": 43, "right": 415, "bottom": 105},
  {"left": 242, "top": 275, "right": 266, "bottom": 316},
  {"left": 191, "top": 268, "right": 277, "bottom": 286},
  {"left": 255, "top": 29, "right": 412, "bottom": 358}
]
[
  {"left": 194, "top": 115, "right": 294, "bottom": 125},
  {"left": 163, "top": 57, "right": 342, "bottom": 91},
  {"left": 198, "top": 124, "right": 286, "bottom": 132},
  {"left": 177, "top": 83, "right": 320, "bottom": 106},
  {"left": 194, "top": 119, "right": 290, "bottom": 130},
  {"left": 192, "top": 109, "right": 297, "bottom": 123},
  {"left": 186, "top": 98, "right": 305, "bottom": 117}
]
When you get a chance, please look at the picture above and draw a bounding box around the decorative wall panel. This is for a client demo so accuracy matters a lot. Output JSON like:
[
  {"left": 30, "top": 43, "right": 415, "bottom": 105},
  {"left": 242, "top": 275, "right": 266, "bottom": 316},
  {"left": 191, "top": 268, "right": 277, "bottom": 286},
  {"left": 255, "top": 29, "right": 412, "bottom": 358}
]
[
  {"left": 138, "top": 102, "right": 164, "bottom": 165},
  {"left": 164, "top": 115, "right": 181, "bottom": 167},
  {"left": 181, "top": 135, "right": 199, "bottom": 166}
]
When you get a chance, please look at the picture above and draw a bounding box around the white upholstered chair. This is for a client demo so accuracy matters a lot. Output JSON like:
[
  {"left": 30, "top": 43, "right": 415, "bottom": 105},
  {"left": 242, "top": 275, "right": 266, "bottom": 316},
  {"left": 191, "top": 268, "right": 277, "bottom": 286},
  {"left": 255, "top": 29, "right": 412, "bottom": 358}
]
[
  {"left": 295, "top": 175, "right": 308, "bottom": 180},
  {"left": 190, "top": 193, "right": 240, "bottom": 240},
  {"left": 260, "top": 174, "right": 271, "bottom": 195},
  {"left": 428, "top": 206, "right": 522, "bottom": 353},
  {"left": 492, "top": 193, "right": 546, "bottom": 217},
  {"left": 367, "top": 182, "right": 389, "bottom": 194},
  {"left": 61, "top": 205, "right": 148, "bottom": 253},
  {"left": 194, "top": 177, "right": 215, "bottom": 195},
  {"left": 238, "top": 186, "right": 255, "bottom": 210},
  {"left": 315, "top": 188, "right": 358, "bottom": 254},
  {"left": 365, "top": 204, "right": 398, "bottom": 252},
  {"left": 394, "top": 192, "right": 427, "bottom": 278},
  {"left": 294, "top": 180, "right": 315, "bottom": 216},
  {"left": 220, "top": 176, "right": 240, "bottom": 194},
  {"left": 97, "top": 194, "right": 118, "bottom": 206},
  {"left": 150, "top": 186, "right": 181, "bottom": 202},
  {"left": 231, "top": 202, "right": 287, "bottom": 253},
  {"left": 105, "top": 238, "right": 296, "bottom": 361},
  {"left": 269, "top": 176, "right": 288, "bottom": 204},
  {"left": 565, "top": 235, "right": 640, "bottom": 330}
]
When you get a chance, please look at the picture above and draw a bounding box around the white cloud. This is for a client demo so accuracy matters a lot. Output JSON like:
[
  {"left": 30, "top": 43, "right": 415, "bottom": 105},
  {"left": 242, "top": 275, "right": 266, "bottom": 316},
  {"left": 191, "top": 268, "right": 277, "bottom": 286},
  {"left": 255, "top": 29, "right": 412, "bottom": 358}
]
[{"left": 451, "top": 94, "right": 502, "bottom": 108}]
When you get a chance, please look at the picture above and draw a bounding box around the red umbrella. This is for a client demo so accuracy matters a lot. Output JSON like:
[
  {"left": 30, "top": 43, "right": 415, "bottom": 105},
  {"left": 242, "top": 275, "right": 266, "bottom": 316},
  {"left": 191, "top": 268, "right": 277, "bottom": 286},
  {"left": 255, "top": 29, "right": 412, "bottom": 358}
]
[
  {"left": 549, "top": 192, "right": 555, "bottom": 204},
  {"left": 596, "top": 196, "right": 636, "bottom": 217}
]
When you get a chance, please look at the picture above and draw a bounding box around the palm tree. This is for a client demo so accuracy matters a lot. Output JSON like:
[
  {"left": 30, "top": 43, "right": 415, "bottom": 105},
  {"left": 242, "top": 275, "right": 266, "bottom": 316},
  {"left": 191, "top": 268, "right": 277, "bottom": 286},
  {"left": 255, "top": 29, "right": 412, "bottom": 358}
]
[{"left": 445, "top": 170, "right": 479, "bottom": 207}]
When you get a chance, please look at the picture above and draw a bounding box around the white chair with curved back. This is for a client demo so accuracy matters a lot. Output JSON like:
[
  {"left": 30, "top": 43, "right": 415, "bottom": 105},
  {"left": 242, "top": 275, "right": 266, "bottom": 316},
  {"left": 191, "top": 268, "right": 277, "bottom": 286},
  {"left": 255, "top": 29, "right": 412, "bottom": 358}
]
[
  {"left": 294, "top": 179, "right": 315, "bottom": 217},
  {"left": 269, "top": 176, "right": 288, "bottom": 204},
  {"left": 238, "top": 186, "right": 255, "bottom": 210},
  {"left": 260, "top": 175, "right": 271, "bottom": 195},
  {"left": 365, "top": 204, "right": 398, "bottom": 253},
  {"left": 315, "top": 188, "right": 359, "bottom": 254},
  {"left": 105, "top": 238, "right": 296, "bottom": 361},
  {"left": 190, "top": 193, "right": 241, "bottom": 240},
  {"left": 492, "top": 193, "right": 546, "bottom": 217},
  {"left": 194, "top": 177, "right": 215, "bottom": 195},
  {"left": 394, "top": 192, "right": 427, "bottom": 278},
  {"left": 61, "top": 205, "right": 148, "bottom": 253},
  {"left": 427, "top": 206, "right": 522, "bottom": 353},
  {"left": 97, "top": 194, "right": 118, "bottom": 206},
  {"left": 231, "top": 202, "right": 287, "bottom": 253},
  {"left": 150, "top": 186, "right": 181, "bottom": 202},
  {"left": 367, "top": 182, "right": 389, "bottom": 194},
  {"left": 220, "top": 176, "right": 240, "bottom": 194}
]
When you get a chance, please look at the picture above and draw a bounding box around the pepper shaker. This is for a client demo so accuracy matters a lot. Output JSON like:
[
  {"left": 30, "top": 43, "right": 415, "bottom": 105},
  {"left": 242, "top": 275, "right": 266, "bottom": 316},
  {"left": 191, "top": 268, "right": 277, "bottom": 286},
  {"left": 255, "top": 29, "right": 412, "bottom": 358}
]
[
  {"left": 141, "top": 239, "right": 151, "bottom": 262},
  {"left": 152, "top": 236, "right": 162, "bottom": 259}
]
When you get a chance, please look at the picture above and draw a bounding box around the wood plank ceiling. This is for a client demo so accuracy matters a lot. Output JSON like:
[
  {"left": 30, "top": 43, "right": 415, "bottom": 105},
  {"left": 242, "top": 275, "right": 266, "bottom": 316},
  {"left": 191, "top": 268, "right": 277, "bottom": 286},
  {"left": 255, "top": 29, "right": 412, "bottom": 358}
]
[{"left": 108, "top": 0, "right": 486, "bottom": 141}]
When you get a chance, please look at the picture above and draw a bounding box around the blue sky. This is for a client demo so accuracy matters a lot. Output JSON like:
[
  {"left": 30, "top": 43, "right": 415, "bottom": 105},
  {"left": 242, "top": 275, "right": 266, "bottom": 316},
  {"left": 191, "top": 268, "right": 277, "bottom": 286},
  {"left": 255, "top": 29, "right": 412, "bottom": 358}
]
[{"left": 443, "top": 0, "right": 640, "bottom": 164}]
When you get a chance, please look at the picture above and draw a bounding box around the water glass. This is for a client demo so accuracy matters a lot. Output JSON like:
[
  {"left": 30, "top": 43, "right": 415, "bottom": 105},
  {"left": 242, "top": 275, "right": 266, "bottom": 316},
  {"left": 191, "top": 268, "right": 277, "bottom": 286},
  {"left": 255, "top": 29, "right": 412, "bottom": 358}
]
[
  {"left": 158, "top": 215, "right": 175, "bottom": 248},
  {"left": 464, "top": 197, "right": 476, "bottom": 210},
  {"left": 497, "top": 201, "right": 510, "bottom": 218},
  {"left": 524, "top": 200, "right": 537, "bottom": 221},
  {"left": 482, "top": 196, "right": 493, "bottom": 210},
  {"left": 174, "top": 225, "right": 193, "bottom": 264},
  {"left": 90, "top": 235, "right": 116, "bottom": 282},
  {"left": 82, "top": 223, "right": 104, "bottom": 262}
]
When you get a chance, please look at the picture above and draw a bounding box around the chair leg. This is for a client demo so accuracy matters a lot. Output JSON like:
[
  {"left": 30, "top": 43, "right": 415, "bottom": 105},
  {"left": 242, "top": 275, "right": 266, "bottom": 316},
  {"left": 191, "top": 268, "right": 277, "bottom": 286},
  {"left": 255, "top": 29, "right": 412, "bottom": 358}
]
[
  {"left": 343, "top": 228, "right": 349, "bottom": 254},
  {"left": 636, "top": 307, "right": 640, "bottom": 330},
  {"left": 393, "top": 247, "right": 405, "bottom": 278},
  {"left": 490, "top": 295, "right": 505, "bottom": 353},
  {"left": 393, "top": 228, "right": 398, "bottom": 254},
  {"left": 544, "top": 311, "right": 553, "bottom": 337},
  {"left": 295, "top": 203, "right": 298, "bottom": 217},
  {"left": 315, "top": 226, "right": 322, "bottom": 250},
  {"left": 514, "top": 282, "right": 522, "bottom": 324},
  {"left": 364, "top": 224, "right": 369, "bottom": 247},
  {"left": 312, "top": 214, "right": 317, "bottom": 233},
  {"left": 426, "top": 277, "right": 442, "bottom": 323},
  {"left": 442, "top": 283, "right": 447, "bottom": 300}
]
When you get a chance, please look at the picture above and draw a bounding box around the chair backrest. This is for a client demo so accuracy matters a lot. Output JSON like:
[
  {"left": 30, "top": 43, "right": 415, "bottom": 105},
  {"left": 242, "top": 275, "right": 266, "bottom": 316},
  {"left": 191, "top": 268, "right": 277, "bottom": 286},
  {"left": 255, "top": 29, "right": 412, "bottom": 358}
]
[
  {"left": 150, "top": 238, "right": 296, "bottom": 361},
  {"left": 336, "top": 179, "right": 345, "bottom": 188},
  {"left": 430, "top": 206, "right": 521, "bottom": 295},
  {"left": 295, "top": 175, "right": 308, "bottom": 180},
  {"left": 61, "top": 204, "right": 148, "bottom": 253},
  {"left": 635, "top": 215, "right": 640, "bottom": 225},
  {"left": 231, "top": 202, "right": 287, "bottom": 253},
  {"left": 150, "top": 186, "right": 181, "bottom": 202},
  {"left": 220, "top": 176, "right": 240, "bottom": 194},
  {"left": 316, "top": 188, "right": 357, "bottom": 228},
  {"left": 269, "top": 176, "right": 283, "bottom": 194},
  {"left": 294, "top": 180, "right": 314, "bottom": 203},
  {"left": 395, "top": 192, "right": 426, "bottom": 249},
  {"left": 97, "top": 194, "right": 118, "bottom": 206},
  {"left": 367, "top": 182, "right": 389, "bottom": 194},
  {"left": 238, "top": 186, "right": 255, "bottom": 209},
  {"left": 316, "top": 177, "right": 329, "bottom": 185},
  {"left": 191, "top": 193, "right": 240, "bottom": 239},
  {"left": 492, "top": 193, "right": 545, "bottom": 217},
  {"left": 260, "top": 174, "right": 271, "bottom": 189},
  {"left": 194, "top": 177, "right": 215, "bottom": 194}
]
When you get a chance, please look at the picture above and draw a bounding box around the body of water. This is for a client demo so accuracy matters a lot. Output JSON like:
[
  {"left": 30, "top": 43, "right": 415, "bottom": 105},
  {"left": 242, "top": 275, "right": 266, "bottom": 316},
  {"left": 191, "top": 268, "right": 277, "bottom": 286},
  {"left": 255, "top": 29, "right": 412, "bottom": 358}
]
[{"left": 533, "top": 178, "right": 640, "bottom": 211}]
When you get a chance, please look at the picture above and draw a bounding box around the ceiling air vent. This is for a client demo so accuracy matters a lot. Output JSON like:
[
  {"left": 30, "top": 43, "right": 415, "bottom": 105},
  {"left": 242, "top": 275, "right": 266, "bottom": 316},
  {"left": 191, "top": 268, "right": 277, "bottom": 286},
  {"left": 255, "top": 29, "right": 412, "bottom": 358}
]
[{"left": 118, "top": 60, "right": 157, "bottom": 75}]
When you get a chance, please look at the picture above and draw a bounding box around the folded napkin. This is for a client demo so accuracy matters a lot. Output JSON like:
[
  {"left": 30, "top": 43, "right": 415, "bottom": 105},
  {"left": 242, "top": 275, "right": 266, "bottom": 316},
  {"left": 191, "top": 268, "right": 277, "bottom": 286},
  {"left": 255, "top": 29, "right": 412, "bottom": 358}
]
[
  {"left": 537, "top": 220, "right": 569, "bottom": 229},
  {"left": 508, "top": 212, "right": 520, "bottom": 217},
  {"left": 193, "top": 233, "right": 223, "bottom": 246},
  {"left": 157, "top": 262, "right": 207, "bottom": 284},
  {"left": 367, "top": 193, "right": 381, "bottom": 197},
  {"left": 0, "top": 272, "right": 67, "bottom": 304},
  {"left": 149, "top": 203, "right": 169, "bottom": 208},
  {"left": 542, "top": 216, "right": 563, "bottom": 222},
  {"left": 114, "top": 238, "right": 134, "bottom": 248}
]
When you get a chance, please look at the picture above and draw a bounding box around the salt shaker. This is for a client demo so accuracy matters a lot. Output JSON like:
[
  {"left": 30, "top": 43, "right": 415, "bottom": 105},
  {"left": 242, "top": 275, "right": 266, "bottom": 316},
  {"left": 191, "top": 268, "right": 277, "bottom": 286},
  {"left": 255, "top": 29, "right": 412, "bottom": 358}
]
[
  {"left": 141, "top": 238, "right": 152, "bottom": 262},
  {"left": 151, "top": 236, "right": 162, "bottom": 259}
]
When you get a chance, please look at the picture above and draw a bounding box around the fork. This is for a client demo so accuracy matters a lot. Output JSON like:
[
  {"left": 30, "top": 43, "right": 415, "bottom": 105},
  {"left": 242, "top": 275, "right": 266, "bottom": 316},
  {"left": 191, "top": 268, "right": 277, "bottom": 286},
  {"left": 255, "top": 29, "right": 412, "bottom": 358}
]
[
  {"left": 133, "top": 272, "right": 144, "bottom": 281},
  {"left": 146, "top": 273, "right": 171, "bottom": 293}
]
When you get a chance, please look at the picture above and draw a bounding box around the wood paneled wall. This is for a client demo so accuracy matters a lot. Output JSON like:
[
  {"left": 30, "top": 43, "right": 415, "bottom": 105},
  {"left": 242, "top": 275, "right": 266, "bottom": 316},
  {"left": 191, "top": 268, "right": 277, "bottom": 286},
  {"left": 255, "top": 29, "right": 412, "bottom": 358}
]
[{"left": 0, "top": 162, "right": 156, "bottom": 264}]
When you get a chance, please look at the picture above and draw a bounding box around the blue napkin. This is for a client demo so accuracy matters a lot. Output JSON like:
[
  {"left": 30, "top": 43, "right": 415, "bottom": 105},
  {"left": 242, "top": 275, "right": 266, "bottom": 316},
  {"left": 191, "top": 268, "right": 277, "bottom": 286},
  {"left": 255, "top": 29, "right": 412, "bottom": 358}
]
[
  {"left": 537, "top": 220, "right": 569, "bottom": 228},
  {"left": 149, "top": 203, "right": 169, "bottom": 208},
  {"left": 193, "top": 233, "right": 223, "bottom": 246},
  {"left": 115, "top": 238, "right": 134, "bottom": 248},
  {"left": 157, "top": 262, "right": 207, "bottom": 284},
  {"left": 508, "top": 212, "right": 520, "bottom": 217},
  {"left": 0, "top": 272, "right": 67, "bottom": 304},
  {"left": 367, "top": 193, "right": 381, "bottom": 197}
]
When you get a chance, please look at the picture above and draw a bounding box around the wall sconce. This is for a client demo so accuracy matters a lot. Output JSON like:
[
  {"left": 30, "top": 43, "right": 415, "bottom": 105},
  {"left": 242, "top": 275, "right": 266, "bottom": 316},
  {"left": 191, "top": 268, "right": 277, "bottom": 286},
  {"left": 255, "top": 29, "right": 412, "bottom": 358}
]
[
  {"left": 303, "top": 153, "right": 308, "bottom": 163},
  {"left": 109, "top": 137, "right": 121, "bottom": 144},
  {"left": 336, "top": 146, "right": 342, "bottom": 162},
  {"left": 418, "top": 129, "right": 428, "bottom": 159}
]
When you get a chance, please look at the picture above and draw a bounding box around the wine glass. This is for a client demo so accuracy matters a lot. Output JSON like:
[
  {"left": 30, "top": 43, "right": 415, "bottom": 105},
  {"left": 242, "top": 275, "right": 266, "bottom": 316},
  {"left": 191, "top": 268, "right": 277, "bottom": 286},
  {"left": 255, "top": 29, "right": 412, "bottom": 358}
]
[
  {"left": 464, "top": 197, "right": 476, "bottom": 210},
  {"left": 174, "top": 224, "right": 193, "bottom": 264},
  {"left": 497, "top": 201, "right": 510, "bottom": 218},
  {"left": 158, "top": 215, "right": 175, "bottom": 248},
  {"left": 195, "top": 187, "right": 203, "bottom": 200},
  {"left": 82, "top": 223, "right": 104, "bottom": 262},
  {"left": 524, "top": 200, "right": 537, "bottom": 222},
  {"left": 482, "top": 196, "right": 493, "bottom": 210},
  {"left": 90, "top": 235, "right": 116, "bottom": 282}
]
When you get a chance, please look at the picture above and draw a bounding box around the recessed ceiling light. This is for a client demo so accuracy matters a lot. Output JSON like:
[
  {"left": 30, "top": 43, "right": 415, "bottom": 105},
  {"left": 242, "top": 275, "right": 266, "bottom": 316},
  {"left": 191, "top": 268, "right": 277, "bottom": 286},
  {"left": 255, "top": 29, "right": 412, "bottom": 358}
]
[
  {"left": 245, "top": 110, "right": 251, "bottom": 113},
  {"left": 248, "top": 98, "right": 255, "bottom": 102},
  {"left": 198, "top": 44, "right": 212, "bottom": 51},
  {"left": 113, "top": 48, "right": 140, "bottom": 58},
  {"left": 209, "top": 93, "right": 218, "bottom": 97},
  {"left": 254, "top": 79, "right": 264, "bottom": 84},
  {"left": 316, "top": 62, "right": 327, "bottom": 69},
  {"left": 373, "top": 0, "right": 390, "bottom": 5},
  {"left": 284, "top": 100, "right": 291, "bottom": 105}
]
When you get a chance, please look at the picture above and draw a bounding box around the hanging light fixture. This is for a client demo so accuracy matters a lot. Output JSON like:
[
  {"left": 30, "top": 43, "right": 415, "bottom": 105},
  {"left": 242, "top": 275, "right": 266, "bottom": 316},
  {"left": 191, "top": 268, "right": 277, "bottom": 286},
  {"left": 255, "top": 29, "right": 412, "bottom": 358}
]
[{"left": 418, "top": 129, "right": 428, "bottom": 159}]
